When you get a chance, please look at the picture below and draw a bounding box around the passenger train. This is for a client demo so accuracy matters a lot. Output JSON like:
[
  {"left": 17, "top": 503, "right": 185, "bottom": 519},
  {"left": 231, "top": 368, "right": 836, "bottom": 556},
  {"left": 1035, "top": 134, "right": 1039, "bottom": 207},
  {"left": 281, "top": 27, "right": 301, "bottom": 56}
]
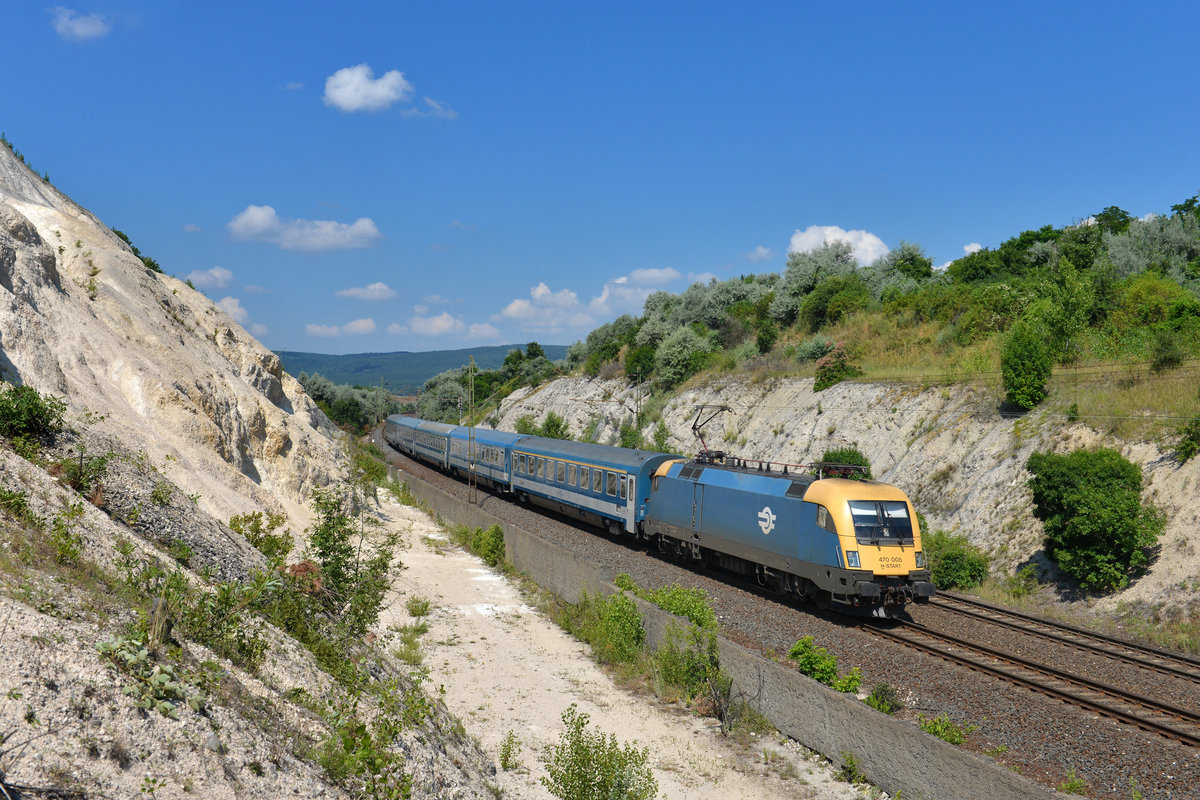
[{"left": 383, "top": 415, "right": 934, "bottom": 616}]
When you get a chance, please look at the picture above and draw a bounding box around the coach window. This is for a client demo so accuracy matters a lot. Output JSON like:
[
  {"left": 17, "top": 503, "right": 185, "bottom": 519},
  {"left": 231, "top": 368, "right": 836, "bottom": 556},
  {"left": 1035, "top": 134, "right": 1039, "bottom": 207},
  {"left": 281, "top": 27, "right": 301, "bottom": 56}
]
[
  {"left": 606, "top": 471, "right": 617, "bottom": 496},
  {"left": 580, "top": 467, "right": 590, "bottom": 490},
  {"left": 567, "top": 464, "right": 577, "bottom": 485},
  {"left": 619, "top": 475, "right": 627, "bottom": 499},
  {"left": 557, "top": 461, "right": 566, "bottom": 483},
  {"left": 593, "top": 468, "right": 603, "bottom": 493}
]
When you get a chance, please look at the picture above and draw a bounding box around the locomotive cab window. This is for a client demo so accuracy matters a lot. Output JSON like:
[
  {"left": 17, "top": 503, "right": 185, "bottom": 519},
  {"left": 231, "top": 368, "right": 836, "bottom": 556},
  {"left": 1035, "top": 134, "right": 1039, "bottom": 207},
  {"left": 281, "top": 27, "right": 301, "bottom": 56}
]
[{"left": 848, "top": 500, "right": 914, "bottom": 544}]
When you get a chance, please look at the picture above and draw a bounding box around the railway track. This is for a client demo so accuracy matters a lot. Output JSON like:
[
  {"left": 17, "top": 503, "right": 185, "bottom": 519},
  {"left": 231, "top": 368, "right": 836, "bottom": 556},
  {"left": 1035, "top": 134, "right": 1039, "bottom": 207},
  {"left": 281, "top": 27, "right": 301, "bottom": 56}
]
[
  {"left": 932, "top": 591, "right": 1200, "bottom": 683},
  {"left": 867, "top": 609, "right": 1200, "bottom": 749}
]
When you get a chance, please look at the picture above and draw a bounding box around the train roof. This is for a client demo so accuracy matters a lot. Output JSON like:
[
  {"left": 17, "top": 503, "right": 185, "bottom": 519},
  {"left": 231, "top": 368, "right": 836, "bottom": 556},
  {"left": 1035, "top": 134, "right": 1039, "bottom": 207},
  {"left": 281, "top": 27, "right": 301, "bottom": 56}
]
[
  {"left": 514, "top": 436, "right": 675, "bottom": 471},
  {"left": 447, "top": 426, "right": 523, "bottom": 446}
]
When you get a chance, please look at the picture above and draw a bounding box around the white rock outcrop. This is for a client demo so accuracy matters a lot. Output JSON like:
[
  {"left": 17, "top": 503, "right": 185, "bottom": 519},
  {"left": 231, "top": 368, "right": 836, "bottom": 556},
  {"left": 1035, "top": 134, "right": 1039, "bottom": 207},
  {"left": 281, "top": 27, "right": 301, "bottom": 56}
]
[
  {"left": 496, "top": 374, "right": 1200, "bottom": 613},
  {"left": 0, "top": 145, "right": 344, "bottom": 526}
]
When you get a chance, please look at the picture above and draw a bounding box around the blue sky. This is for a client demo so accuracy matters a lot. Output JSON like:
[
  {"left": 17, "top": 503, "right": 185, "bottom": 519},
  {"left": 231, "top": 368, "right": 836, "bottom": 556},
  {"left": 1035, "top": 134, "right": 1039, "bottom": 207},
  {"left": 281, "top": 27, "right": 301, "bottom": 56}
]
[{"left": 6, "top": 2, "right": 1200, "bottom": 354}]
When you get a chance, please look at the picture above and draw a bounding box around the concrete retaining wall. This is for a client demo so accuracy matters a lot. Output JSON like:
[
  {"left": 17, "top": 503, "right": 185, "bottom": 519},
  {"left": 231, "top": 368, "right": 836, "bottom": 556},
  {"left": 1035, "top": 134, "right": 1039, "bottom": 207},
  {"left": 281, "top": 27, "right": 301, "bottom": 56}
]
[{"left": 398, "top": 468, "right": 1053, "bottom": 800}]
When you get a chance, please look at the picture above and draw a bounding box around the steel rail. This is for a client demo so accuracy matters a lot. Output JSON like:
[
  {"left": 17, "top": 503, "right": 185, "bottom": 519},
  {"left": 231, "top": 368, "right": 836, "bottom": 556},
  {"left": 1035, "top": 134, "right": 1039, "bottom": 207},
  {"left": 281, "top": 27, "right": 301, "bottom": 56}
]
[
  {"left": 939, "top": 591, "right": 1200, "bottom": 671},
  {"left": 867, "top": 621, "right": 1200, "bottom": 750},
  {"left": 930, "top": 594, "right": 1200, "bottom": 684}
]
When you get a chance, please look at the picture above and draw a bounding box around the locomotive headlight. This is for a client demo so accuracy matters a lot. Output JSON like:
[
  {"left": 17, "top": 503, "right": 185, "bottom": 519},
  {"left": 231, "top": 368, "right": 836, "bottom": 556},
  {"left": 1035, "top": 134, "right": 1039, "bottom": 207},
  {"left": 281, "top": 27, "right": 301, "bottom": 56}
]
[
  {"left": 846, "top": 550, "right": 861, "bottom": 568},
  {"left": 915, "top": 551, "right": 925, "bottom": 568}
]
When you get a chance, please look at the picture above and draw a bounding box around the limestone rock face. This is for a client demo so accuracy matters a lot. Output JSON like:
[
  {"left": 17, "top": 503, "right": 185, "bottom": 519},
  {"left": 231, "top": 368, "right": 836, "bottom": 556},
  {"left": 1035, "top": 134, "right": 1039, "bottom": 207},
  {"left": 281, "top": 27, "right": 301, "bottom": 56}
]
[
  {"left": 0, "top": 145, "right": 344, "bottom": 526},
  {"left": 495, "top": 373, "right": 1200, "bottom": 612}
]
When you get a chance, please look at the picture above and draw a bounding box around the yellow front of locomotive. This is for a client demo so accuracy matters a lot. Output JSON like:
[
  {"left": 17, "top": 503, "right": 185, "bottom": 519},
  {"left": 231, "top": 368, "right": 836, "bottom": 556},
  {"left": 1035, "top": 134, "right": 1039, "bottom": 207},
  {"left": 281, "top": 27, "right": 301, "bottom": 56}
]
[{"left": 805, "top": 478, "right": 935, "bottom": 607}]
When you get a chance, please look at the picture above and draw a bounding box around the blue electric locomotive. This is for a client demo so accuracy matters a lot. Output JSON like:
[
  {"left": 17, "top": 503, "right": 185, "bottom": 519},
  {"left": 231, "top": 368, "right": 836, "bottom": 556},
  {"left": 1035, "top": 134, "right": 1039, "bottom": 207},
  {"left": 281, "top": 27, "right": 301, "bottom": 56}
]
[{"left": 383, "top": 415, "right": 933, "bottom": 615}]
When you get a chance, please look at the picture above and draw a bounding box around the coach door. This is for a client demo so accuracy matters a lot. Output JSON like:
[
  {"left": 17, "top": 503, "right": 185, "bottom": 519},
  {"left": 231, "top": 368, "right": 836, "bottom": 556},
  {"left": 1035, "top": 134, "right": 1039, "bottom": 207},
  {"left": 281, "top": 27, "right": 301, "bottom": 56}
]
[{"left": 625, "top": 475, "right": 636, "bottom": 533}]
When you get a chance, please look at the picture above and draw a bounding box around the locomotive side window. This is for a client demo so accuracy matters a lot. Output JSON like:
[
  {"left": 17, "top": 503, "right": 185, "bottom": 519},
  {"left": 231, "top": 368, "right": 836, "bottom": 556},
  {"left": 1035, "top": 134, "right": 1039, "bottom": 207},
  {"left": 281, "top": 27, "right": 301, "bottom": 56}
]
[
  {"left": 816, "top": 505, "right": 836, "bottom": 532},
  {"left": 593, "top": 469, "right": 603, "bottom": 493}
]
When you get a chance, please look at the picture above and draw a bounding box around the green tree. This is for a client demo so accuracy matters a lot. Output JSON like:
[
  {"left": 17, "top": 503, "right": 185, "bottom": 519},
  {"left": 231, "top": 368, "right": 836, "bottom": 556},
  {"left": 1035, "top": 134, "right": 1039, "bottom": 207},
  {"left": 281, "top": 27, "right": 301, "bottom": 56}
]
[
  {"left": 1001, "top": 320, "right": 1052, "bottom": 410},
  {"left": 1026, "top": 448, "right": 1163, "bottom": 592},
  {"left": 654, "top": 327, "right": 715, "bottom": 388},
  {"left": 624, "top": 345, "right": 656, "bottom": 380}
]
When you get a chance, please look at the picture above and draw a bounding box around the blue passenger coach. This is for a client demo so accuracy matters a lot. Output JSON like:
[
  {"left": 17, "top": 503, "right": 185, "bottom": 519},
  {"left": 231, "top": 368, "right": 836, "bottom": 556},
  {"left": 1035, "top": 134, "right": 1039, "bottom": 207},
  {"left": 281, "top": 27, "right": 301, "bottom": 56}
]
[
  {"left": 509, "top": 437, "right": 674, "bottom": 535},
  {"left": 447, "top": 426, "right": 521, "bottom": 490},
  {"left": 383, "top": 416, "right": 454, "bottom": 471}
]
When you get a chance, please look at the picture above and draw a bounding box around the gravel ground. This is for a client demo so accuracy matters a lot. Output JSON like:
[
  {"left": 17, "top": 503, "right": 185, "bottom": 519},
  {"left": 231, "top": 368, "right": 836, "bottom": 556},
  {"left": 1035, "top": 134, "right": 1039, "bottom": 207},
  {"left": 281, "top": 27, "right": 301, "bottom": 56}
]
[{"left": 377, "top": 439, "right": 1200, "bottom": 800}]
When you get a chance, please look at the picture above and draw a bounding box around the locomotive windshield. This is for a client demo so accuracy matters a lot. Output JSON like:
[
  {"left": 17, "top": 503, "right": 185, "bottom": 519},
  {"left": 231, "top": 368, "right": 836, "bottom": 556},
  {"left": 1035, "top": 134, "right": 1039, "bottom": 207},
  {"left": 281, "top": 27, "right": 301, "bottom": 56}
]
[{"left": 848, "top": 500, "right": 914, "bottom": 544}]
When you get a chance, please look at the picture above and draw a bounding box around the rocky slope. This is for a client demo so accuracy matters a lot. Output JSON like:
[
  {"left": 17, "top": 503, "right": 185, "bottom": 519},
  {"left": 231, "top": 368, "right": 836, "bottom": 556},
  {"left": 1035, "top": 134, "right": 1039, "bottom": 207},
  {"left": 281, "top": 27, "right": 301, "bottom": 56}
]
[
  {"left": 0, "top": 144, "right": 499, "bottom": 797},
  {"left": 0, "top": 146, "right": 344, "bottom": 527},
  {"left": 494, "top": 374, "right": 1200, "bottom": 615}
]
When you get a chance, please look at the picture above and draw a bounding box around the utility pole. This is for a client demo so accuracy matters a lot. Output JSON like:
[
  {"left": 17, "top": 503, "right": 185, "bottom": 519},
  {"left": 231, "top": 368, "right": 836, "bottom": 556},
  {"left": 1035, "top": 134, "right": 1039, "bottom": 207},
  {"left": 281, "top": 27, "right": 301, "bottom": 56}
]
[{"left": 467, "top": 356, "right": 477, "bottom": 504}]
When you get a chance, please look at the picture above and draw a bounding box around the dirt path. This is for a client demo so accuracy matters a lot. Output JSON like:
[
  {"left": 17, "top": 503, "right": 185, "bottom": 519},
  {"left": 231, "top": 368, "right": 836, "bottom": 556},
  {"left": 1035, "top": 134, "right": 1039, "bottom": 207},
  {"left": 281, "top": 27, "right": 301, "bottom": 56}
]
[{"left": 374, "top": 497, "right": 868, "bottom": 799}]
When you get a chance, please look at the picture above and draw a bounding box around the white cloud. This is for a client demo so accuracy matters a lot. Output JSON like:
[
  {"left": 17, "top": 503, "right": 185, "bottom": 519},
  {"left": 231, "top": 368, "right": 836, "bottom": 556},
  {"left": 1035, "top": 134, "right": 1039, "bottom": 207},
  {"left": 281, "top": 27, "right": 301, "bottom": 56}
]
[
  {"left": 744, "top": 245, "right": 772, "bottom": 263},
  {"left": 285, "top": 82, "right": 304, "bottom": 91},
  {"left": 963, "top": 242, "right": 983, "bottom": 255},
  {"left": 336, "top": 282, "right": 396, "bottom": 301},
  {"left": 342, "top": 318, "right": 376, "bottom": 335},
  {"left": 685, "top": 271, "right": 719, "bottom": 285},
  {"left": 468, "top": 323, "right": 499, "bottom": 339},
  {"left": 228, "top": 205, "right": 381, "bottom": 252},
  {"left": 387, "top": 323, "right": 407, "bottom": 335},
  {"left": 409, "top": 312, "right": 464, "bottom": 336},
  {"left": 1141, "top": 212, "right": 1159, "bottom": 222},
  {"left": 244, "top": 284, "right": 269, "bottom": 294},
  {"left": 448, "top": 220, "right": 474, "bottom": 230},
  {"left": 250, "top": 323, "right": 269, "bottom": 337},
  {"left": 627, "top": 267, "right": 681, "bottom": 286},
  {"left": 789, "top": 225, "right": 888, "bottom": 265},
  {"left": 183, "top": 223, "right": 202, "bottom": 233},
  {"left": 399, "top": 96, "right": 459, "bottom": 119},
  {"left": 217, "top": 296, "right": 248, "bottom": 324},
  {"left": 52, "top": 7, "right": 110, "bottom": 41},
  {"left": 423, "top": 294, "right": 459, "bottom": 304},
  {"left": 305, "top": 319, "right": 376, "bottom": 336},
  {"left": 323, "top": 64, "right": 413, "bottom": 112},
  {"left": 187, "top": 266, "right": 233, "bottom": 289}
]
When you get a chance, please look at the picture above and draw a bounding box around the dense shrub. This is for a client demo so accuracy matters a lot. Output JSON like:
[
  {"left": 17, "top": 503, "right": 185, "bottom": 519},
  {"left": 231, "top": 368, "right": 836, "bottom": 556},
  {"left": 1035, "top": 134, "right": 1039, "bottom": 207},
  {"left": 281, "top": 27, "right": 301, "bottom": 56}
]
[
  {"left": 540, "top": 704, "right": 658, "bottom": 800},
  {"left": 864, "top": 682, "right": 903, "bottom": 715},
  {"left": 813, "top": 343, "right": 860, "bottom": 391},
  {"left": 792, "top": 334, "right": 831, "bottom": 363},
  {"left": 923, "top": 529, "right": 989, "bottom": 589},
  {"left": 1175, "top": 415, "right": 1200, "bottom": 463},
  {"left": 0, "top": 383, "right": 66, "bottom": 441},
  {"left": 787, "top": 636, "right": 861, "bottom": 693},
  {"left": 799, "top": 274, "right": 870, "bottom": 332},
  {"left": 654, "top": 327, "right": 715, "bottom": 388},
  {"left": 1001, "top": 320, "right": 1052, "bottom": 410},
  {"left": 1026, "top": 448, "right": 1163, "bottom": 592},
  {"left": 818, "top": 445, "right": 872, "bottom": 479}
]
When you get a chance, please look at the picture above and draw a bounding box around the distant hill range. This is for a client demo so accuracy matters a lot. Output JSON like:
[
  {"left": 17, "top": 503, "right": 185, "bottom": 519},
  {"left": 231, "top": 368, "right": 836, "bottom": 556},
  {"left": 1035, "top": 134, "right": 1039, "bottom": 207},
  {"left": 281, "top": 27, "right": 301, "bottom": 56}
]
[{"left": 276, "top": 344, "right": 568, "bottom": 394}]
